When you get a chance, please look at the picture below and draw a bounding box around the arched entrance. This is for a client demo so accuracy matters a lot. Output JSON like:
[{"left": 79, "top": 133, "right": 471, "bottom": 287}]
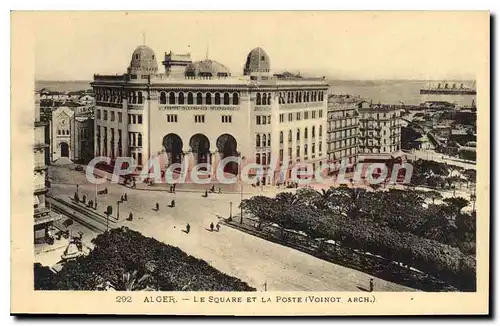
[
  {"left": 216, "top": 133, "right": 238, "bottom": 175},
  {"left": 189, "top": 134, "right": 210, "bottom": 170},
  {"left": 162, "top": 134, "right": 183, "bottom": 167},
  {"left": 60, "top": 142, "right": 69, "bottom": 157}
]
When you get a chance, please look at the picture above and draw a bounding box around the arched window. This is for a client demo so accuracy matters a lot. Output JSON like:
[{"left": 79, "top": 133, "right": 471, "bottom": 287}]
[
  {"left": 267, "top": 93, "right": 271, "bottom": 105},
  {"left": 256, "top": 134, "right": 261, "bottom": 147},
  {"left": 256, "top": 93, "right": 261, "bottom": 105},
  {"left": 256, "top": 153, "right": 261, "bottom": 164},
  {"left": 319, "top": 125, "right": 323, "bottom": 136},
  {"left": 262, "top": 93, "right": 267, "bottom": 105},
  {"left": 138, "top": 133, "right": 142, "bottom": 147},
  {"left": 137, "top": 92, "right": 143, "bottom": 104},
  {"left": 298, "top": 92, "right": 302, "bottom": 103},
  {"left": 286, "top": 92, "right": 290, "bottom": 104},
  {"left": 288, "top": 130, "right": 292, "bottom": 142},
  {"left": 280, "top": 131, "right": 283, "bottom": 144},
  {"left": 304, "top": 127, "right": 308, "bottom": 139},
  {"left": 178, "top": 92, "right": 185, "bottom": 105},
  {"left": 312, "top": 126, "right": 316, "bottom": 137},
  {"left": 262, "top": 134, "right": 267, "bottom": 147},
  {"left": 206, "top": 93, "right": 212, "bottom": 105},
  {"left": 132, "top": 92, "right": 137, "bottom": 104},
  {"left": 262, "top": 153, "right": 267, "bottom": 165},
  {"left": 295, "top": 92, "right": 299, "bottom": 103},
  {"left": 187, "top": 92, "right": 194, "bottom": 104},
  {"left": 160, "top": 92, "right": 166, "bottom": 104},
  {"left": 196, "top": 92, "right": 203, "bottom": 105},
  {"left": 169, "top": 92, "right": 175, "bottom": 104},
  {"left": 223, "top": 92, "right": 230, "bottom": 105},
  {"left": 215, "top": 93, "right": 221, "bottom": 105},
  {"left": 296, "top": 129, "right": 300, "bottom": 141},
  {"left": 232, "top": 92, "right": 239, "bottom": 105},
  {"left": 267, "top": 133, "right": 271, "bottom": 146}
]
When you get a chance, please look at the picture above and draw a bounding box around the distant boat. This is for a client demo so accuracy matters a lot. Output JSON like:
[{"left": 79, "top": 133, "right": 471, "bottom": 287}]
[{"left": 420, "top": 81, "right": 476, "bottom": 95}]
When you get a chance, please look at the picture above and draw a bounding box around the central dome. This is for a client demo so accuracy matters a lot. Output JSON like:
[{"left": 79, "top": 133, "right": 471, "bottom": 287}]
[
  {"left": 128, "top": 45, "right": 158, "bottom": 75},
  {"left": 185, "top": 59, "right": 231, "bottom": 77}
]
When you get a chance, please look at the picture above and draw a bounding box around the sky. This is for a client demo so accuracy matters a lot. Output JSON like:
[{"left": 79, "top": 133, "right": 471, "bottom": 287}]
[{"left": 31, "top": 11, "right": 488, "bottom": 81}]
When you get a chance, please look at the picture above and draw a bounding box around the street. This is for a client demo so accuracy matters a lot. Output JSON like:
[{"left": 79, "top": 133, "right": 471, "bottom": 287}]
[{"left": 48, "top": 178, "right": 414, "bottom": 292}]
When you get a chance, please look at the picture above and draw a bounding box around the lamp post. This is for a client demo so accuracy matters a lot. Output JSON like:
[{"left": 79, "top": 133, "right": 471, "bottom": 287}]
[
  {"left": 76, "top": 184, "right": 79, "bottom": 196},
  {"left": 239, "top": 154, "right": 245, "bottom": 225},
  {"left": 229, "top": 201, "right": 233, "bottom": 220},
  {"left": 117, "top": 200, "right": 120, "bottom": 220}
]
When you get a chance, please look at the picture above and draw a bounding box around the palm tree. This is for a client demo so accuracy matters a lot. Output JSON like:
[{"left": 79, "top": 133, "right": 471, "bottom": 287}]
[{"left": 108, "top": 270, "right": 154, "bottom": 291}]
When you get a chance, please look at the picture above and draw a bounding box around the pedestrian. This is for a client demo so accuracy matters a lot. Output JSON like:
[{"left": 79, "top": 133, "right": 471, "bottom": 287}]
[
  {"left": 211, "top": 185, "right": 215, "bottom": 193},
  {"left": 218, "top": 188, "right": 222, "bottom": 194},
  {"left": 156, "top": 202, "right": 159, "bottom": 211},
  {"left": 216, "top": 223, "right": 220, "bottom": 232},
  {"left": 104, "top": 187, "right": 108, "bottom": 194},
  {"left": 127, "top": 212, "right": 133, "bottom": 221},
  {"left": 124, "top": 193, "right": 128, "bottom": 201},
  {"left": 120, "top": 195, "right": 124, "bottom": 202},
  {"left": 369, "top": 278, "right": 374, "bottom": 292},
  {"left": 171, "top": 199, "right": 175, "bottom": 207},
  {"left": 210, "top": 222, "right": 214, "bottom": 232},
  {"left": 204, "top": 189, "right": 208, "bottom": 197},
  {"left": 94, "top": 201, "right": 97, "bottom": 210},
  {"left": 186, "top": 223, "right": 191, "bottom": 234}
]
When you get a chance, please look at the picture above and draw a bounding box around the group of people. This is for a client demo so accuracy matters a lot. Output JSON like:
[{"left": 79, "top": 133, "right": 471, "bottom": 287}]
[{"left": 184, "top": 221, "right": 221, "bottom": 234}]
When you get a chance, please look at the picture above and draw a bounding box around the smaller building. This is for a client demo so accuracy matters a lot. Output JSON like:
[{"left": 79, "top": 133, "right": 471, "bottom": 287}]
[
  {"left": 326, "top": 94, "right": 360, "bottom": 173},
  {"left": 50, "top": 106, "right": 94, "bottom": 163}
]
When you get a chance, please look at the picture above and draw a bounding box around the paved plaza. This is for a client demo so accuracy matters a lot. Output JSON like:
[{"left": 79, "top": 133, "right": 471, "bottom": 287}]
[{"left": 47, "top": 165, "right": 415, "bottom": 292}]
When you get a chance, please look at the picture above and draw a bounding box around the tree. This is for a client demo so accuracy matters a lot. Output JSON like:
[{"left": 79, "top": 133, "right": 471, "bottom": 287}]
[
  {"left": 43, "top": 227, "right": 255, "bottom": 291},
  {"left": 443, "top": 197, "right": 470, "bottom": 217},
  {"left": 108, "top": 270, "right": 153, "bottom": 291},
  {"left": 463, "top": 169, "right": 477, "bottom": 188},
  {"left": 425, "top": 190, "right": 443, "bottom": 204}
]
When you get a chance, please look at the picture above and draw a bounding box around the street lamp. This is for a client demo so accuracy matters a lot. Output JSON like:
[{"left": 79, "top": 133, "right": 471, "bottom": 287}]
[
  {"left": 117, "top": 200, "right": 120, "bottom": 220},
  {"left": 229, "top": 201, "right": 233, "bottom": 221},
  {"left": 239, "top": 154, "right": 245, "bottom": 225},
  {"left": 76, "top": 184, "right": 79, "bottom": 196}
]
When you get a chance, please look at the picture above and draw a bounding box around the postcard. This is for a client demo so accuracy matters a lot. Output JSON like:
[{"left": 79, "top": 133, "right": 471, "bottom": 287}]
[{"left": 11, "top": 10, "right": 490, "bottom": 315}]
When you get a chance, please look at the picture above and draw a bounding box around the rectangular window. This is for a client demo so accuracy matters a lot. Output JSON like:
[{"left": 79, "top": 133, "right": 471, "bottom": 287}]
[
  {"left": 288, "top": 148, "right": 292, "bottom": 159},
  {"left": 319, "top": 142, "right": 323, "bottom": 152},
  {"left": 268, "top": 116, "right": 271, "bottom": 124},
  {"left": 110, "top": 111, "right": 115, "bottom": 121},
  {"left": 166, "top": 114, "right": 178, "bottom": 123},
  {"left": 304, "top": 111, "right": 309, "bottom": 120},
  {"left": 103, "top": 110, "right": 108, "bottom": 121},
  {"left": 118, "top": 112, "right": 122, "bottom": 123},
  {"left": 296, "top": 112, "right": 301, "bottom": 121},
  {"left": 279, "top": 149, "right": 283, "bottom": 162},
  {"left": 138, "top": 115, "right": 142, "bottom": 124},
  {"left": 288, "top": 113, "right": 293, "bottom": 122},
  {"left": 195, "top": 115, "right": 205, "bottom": 123},
  {"left": 319, "top": 110, "right": 323, "bottom": 118},
  {"left": 296, "top": 146, "right": 300, "bottom": 158},
  {"left": 256, "top": 153, "right": 261, "bottom": 164},
  {"left": 96, "top": 110, "right": 101, "bottom": 120},
  {"left": 312, "top": 111, "right": 316, "bottom": 119},
  {"left": 279, "top": 114, "right": 284, "bottom": 123},
  {"left": 312, "top": 143, "right": 315, "bottom": 154},
  {"left": 256, "top": 116, "right": 261, "bottom": 125}
]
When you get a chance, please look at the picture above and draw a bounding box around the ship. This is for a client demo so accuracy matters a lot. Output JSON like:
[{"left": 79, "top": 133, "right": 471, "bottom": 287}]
[{"left": 420, "top": 81, "right": 476, "bottom": 95}]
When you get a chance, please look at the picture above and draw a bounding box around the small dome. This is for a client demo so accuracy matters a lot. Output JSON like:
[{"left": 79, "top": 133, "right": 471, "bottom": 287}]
[
  {"left": 185, "top": 59, "right": 231, "bottom": 77},
  {"left": 244, "top": 47, "right": 271, "bottom": 75},
  {"left": 128, "top": 45, "right": 158, "bottom": 75}
]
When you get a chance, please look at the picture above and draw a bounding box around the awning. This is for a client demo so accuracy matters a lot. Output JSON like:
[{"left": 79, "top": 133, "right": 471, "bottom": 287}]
[{"left": 34, "top": 212, "right": 63, "bottom": 226}]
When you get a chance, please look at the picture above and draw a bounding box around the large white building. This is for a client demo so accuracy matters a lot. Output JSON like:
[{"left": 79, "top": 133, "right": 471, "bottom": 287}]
[{"left": 92, "top": 45, "right": 329, "bottom": 184}]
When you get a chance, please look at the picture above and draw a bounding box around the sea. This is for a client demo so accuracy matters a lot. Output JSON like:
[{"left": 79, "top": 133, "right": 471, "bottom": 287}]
[{"left": 36, "top": 79, "right": 476, "bottom": 107}]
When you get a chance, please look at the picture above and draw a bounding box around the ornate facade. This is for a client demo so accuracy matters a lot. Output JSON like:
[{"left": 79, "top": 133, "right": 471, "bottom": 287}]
[{"left": 92, "top": 45, "right": 329, "bottom": 184}]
